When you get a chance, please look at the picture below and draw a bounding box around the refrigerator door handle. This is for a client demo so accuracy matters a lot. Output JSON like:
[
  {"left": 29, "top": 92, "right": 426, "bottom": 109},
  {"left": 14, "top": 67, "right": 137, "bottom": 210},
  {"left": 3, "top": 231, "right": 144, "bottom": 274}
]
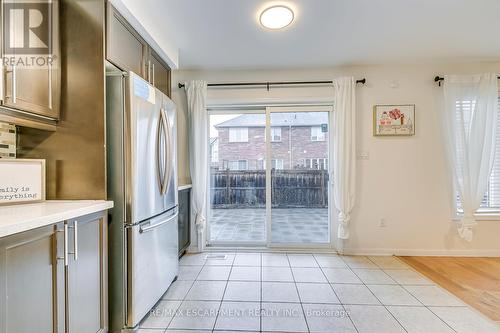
[
  {"left": 161, "top": 107, "right": 172, "bottom": 195},
  {"left": 139, "top": 212, "right": 178, "bottom": 233},
  {"left": 156, "top": 109, "right": 165, "bottom": 193}
]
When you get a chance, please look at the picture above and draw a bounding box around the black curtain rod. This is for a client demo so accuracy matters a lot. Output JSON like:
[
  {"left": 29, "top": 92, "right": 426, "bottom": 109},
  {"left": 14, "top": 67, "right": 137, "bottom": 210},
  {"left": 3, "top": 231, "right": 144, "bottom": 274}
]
[
  {"left": 178, "top": 78, "right": 366, "bottom": 91},
  {"left": 434, "top": 75, "right": 500, "bottom": 86}
]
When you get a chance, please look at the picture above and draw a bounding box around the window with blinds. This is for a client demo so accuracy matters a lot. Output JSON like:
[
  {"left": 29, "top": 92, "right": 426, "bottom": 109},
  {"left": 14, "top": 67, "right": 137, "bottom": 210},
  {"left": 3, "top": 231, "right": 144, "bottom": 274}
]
[
  {"left": 456, "top": 97, "right": 500, "bottom": 211},
  {"left": 481, "top": 97, "right": 500, "bottom": 208}
]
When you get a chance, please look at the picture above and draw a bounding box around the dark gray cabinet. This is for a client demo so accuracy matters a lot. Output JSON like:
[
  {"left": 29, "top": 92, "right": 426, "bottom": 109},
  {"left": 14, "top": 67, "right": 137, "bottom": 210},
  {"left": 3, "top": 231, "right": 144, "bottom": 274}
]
[
  {"left": 0, "top": 211, "right": 108, "bottom": 333},
  {"left": 1, "top": 0, "right": 61, "bottom": 120},
  {"left": 66, "top": 212, "right": 108, "bottom": 333},
  {"left": 106, "top": 3, "right": 148, "bottom": 80},
  {"left": 178, "top": 187, "right": 191, "bottom": 255},
  {"left": 0, "top": 223, "right": 65, "bottom": 333},
  {"left": 106, "top": 3, "right": 171, "bottom": 96},
  {"left": 149, "top": 50, "right": 171, "bottom": 96}
]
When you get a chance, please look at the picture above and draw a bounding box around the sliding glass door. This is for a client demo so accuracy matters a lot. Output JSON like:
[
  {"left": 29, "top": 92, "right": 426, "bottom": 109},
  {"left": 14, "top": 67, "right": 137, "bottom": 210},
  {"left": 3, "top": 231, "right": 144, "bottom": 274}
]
[
  {"left": 207, "top": 106, "right": 332, "bottom": 247},
  {"left": 208, "top": 111, "right": 267, "bottom": 245},
  {"left": 268, "top": 109, "right": 330, "bottom": 245}
]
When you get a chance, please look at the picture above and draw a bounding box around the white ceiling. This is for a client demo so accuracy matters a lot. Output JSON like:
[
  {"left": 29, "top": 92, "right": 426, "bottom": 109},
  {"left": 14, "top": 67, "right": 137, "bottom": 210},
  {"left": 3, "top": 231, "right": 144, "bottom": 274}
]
[{"left": 127, "top": 0, "right": 500, "bottom": 70}]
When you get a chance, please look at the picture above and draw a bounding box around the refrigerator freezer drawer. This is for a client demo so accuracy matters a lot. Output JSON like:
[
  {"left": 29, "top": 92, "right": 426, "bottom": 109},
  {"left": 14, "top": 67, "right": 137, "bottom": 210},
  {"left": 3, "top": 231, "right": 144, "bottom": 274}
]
[{"left": 127, "top": 210, "right": 179, "bottom": 327}]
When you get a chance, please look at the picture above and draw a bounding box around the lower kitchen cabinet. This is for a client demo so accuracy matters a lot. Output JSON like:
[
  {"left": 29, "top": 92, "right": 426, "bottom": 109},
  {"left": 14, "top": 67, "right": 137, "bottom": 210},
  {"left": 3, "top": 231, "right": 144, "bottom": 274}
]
[
  {"left": 0, "top": 211, "right": 108, "bottom": 333},
  {"left": 178, "top": 187, "right": 191, "bottom": 255},
  {"left": 0, "top": 223, "right": 65, "bottom": 333},
  {"left": 66, "top": 212, "right": 108, "bottom": 333}
]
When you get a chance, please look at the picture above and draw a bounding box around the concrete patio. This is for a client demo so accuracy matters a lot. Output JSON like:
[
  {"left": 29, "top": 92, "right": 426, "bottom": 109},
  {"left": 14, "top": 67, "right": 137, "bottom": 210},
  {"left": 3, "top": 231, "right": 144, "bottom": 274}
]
[{"left": 209, "top": 208, "right": 329, "bottom": 243}]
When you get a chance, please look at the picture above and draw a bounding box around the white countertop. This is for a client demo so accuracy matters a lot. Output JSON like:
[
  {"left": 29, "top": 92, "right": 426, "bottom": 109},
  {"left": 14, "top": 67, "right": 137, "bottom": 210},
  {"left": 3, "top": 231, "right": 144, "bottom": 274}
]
[{"left": 0, "top": 200, "right": 114, "bottom": 238}]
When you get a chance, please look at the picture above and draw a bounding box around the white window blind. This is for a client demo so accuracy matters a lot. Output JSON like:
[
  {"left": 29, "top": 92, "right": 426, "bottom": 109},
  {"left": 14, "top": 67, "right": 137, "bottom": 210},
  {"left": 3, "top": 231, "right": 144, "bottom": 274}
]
[
  {"left": 456, "top": 97, "right": 500, "bottom": 211},
  {"left": 229, "top": 128, "right": 248, "bottom": 142}
]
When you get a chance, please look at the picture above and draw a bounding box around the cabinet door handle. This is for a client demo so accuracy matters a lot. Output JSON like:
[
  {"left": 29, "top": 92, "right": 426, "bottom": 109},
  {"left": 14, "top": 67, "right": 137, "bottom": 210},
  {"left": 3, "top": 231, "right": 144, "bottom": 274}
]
[
  {"left": 68, "top": 221, "right": 78, "bottom": 261},
  {"left": 48, "top": 61, "right": 52, "bottom": 109},
  {"left": 12, "top": 64, "right": 16, "bottom": 103},
  {"left": 0, "top": 61, "right": 4, "bottom": 101},
  {"left": 73, "top": 221, "right": 78, "bottom": 261},
  {"left": 56, "top": 224, "right": 69, "bottom": 266},
  {"left": 152, "top": 63, "right": 155, "bottom": 86},
  {"left": 148, "top": 60, "right": 151, "bottom": 83}
]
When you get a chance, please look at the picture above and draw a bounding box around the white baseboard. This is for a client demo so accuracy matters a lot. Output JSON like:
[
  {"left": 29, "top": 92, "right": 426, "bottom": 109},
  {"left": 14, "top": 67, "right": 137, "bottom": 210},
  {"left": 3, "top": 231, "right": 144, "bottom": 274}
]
[{"left": 344, "top": 247, "right": 500, "bottom": 257}]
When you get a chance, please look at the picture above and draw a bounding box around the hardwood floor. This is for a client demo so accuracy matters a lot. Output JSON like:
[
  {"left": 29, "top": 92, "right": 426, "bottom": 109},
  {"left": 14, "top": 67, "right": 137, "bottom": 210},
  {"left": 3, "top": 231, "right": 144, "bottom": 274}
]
[{"left": 399, "top": 256, "right": 500, "bottom": 323}]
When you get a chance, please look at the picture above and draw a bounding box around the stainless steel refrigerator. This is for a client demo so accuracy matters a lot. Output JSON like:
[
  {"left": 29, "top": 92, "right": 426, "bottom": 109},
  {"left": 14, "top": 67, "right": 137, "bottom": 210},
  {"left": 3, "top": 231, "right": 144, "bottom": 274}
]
[{"left": 106, "top": 65, "right": 178, "bottom": 332}]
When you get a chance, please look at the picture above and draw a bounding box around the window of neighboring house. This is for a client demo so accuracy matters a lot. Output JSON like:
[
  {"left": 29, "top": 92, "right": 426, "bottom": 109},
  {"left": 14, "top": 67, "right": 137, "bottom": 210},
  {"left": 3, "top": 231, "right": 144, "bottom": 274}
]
[
  {"left": 272, "top": 159, "right": 284, "bottom": 170},
  {"left": 271, "top": 127, "right": 282, "bottom": 142},
  {"left": 260, "top": 159, "right": 284, "bottom": 170},
  {"left": 229, "top": 127, "right": 248, "bottom": 142},
  {"left": 304, "top": 158, "right": 328, "bottom": 170},
  {"left": 311, "top": 126, "right": 325, "bottom": 141},
  {"left": 264, "top": 127, "right": 282, "bottom": 142},
  {"left": 227, "top": 160, "right": 248, "bottom": 170},
  {"left": 456, "top": 97, "right": 500, "bottom": 213}
]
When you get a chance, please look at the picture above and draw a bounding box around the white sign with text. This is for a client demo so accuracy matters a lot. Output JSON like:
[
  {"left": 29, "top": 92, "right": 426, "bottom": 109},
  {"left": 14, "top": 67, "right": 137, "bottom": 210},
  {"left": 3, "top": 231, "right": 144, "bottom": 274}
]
[{"left": 0, "top": 159, "right": 46, "bottom": 205}]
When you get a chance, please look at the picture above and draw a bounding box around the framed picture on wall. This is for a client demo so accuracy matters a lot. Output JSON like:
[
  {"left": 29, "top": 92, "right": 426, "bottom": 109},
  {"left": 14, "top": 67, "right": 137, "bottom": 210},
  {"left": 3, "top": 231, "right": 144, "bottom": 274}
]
[
  {"left": 373, "top": 104, "right": 415, "bottom": 136},
  {"left": 0, "top": 159, "right": 46, "bottom": 205}
]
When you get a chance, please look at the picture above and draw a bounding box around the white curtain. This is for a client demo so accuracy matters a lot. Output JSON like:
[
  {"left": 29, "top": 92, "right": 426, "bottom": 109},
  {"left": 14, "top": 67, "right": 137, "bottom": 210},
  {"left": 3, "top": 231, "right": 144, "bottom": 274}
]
[
  {"left": 332, "top": 77, "right": 356, "bottom": 240},
  {"left": 442, "top": 73, "right": 498, "bottom": 241},
  {"left": 185, "top": 80, "right": 208, "bottom": 252}
]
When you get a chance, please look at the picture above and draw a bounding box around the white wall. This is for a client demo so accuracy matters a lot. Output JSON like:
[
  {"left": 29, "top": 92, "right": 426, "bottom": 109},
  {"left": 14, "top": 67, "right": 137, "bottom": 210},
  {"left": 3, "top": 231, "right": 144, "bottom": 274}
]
[{"left": 172, "top": 62, "right": 500, "bottom": 256}]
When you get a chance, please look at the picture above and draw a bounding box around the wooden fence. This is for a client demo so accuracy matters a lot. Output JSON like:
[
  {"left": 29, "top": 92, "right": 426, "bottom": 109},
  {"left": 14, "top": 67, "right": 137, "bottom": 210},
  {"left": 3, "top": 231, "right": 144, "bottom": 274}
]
[{"left": 210, "top": 169, "right": 329, "bottom": 208}]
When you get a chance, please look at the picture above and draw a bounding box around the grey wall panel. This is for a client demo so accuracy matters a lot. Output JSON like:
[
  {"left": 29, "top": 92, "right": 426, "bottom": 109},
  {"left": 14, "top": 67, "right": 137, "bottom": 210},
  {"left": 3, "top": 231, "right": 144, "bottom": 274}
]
[{"left": 17, "top": 0, "right": 107, "bottom": 200}]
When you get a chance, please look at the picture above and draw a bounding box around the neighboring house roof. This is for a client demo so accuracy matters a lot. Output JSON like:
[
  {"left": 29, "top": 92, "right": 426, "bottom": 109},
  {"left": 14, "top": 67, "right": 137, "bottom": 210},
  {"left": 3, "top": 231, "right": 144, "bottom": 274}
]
[{"left": 215, "top": 113, "right": 328, "bottom": 128}]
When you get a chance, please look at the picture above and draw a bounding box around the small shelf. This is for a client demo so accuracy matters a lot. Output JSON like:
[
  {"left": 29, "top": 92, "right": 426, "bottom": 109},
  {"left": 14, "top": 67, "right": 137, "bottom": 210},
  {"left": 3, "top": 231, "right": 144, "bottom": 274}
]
[{"left": 178, "top": 184, "right": 192, "bottom": 191}]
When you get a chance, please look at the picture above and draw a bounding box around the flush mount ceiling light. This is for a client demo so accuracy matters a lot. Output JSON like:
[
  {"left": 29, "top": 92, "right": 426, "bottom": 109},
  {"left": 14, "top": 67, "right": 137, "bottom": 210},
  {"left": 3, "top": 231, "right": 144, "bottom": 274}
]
[{"left": 259, "top": 5, "right": 294, "bottom": 30}]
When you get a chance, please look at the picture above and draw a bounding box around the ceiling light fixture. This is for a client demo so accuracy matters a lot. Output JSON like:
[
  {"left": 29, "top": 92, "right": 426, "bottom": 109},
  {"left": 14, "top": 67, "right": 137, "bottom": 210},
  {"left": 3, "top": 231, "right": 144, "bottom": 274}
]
[{"left": 259, "top": 5, "right": 294, "bottom": 30}]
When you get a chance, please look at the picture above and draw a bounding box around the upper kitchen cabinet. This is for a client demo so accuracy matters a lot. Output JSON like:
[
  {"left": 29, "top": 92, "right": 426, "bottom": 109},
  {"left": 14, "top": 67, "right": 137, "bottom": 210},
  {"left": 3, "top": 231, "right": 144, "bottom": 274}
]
[
  {"left": 1, "top": 0, "right": 61, "bottom": 121},
  {"left": 106, "top": 3, "right": 147, "bottom": 80},
  {"left": 149, "top": 49, "right": 171, "bottom": 96},
  {"left": 106, "top": 3, "right": 171, "bottom": 96}
]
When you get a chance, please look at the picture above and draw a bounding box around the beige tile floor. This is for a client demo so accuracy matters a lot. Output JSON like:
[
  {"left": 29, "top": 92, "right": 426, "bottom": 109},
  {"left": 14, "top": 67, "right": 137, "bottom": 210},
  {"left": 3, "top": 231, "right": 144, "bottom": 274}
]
[{"left": 137, "top": 252, "right": 500, "bottom": 333}]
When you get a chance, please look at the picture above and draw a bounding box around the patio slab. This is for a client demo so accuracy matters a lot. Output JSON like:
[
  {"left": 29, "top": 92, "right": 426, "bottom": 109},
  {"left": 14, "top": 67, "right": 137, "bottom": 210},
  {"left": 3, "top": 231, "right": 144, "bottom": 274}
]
[{"left": 209, "top": 208, "right": 329, "bottom": 243}]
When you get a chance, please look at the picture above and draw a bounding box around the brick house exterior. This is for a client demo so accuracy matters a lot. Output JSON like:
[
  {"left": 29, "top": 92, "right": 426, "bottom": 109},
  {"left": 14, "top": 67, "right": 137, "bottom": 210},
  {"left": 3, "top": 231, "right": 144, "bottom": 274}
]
[{"left": 212, "top": 113, "right": 329, "bottom": 170}]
